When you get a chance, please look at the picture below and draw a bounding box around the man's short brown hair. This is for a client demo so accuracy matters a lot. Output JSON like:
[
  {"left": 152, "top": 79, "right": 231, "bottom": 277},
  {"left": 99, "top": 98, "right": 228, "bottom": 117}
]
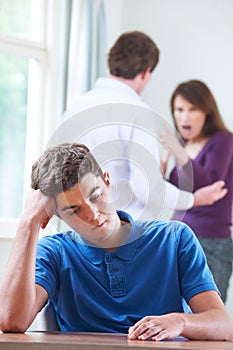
[{"left": 108, "top": 31, "right": 159, "bottom": 79}]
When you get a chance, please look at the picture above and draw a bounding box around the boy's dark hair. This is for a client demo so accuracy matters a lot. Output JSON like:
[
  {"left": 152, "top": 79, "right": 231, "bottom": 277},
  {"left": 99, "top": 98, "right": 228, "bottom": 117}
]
[
  {"left": 31, "top": 143, "right": 106, "bottom": 196},
  {"left": 108, "top": 31, "right": 159, "bottom": 79}
]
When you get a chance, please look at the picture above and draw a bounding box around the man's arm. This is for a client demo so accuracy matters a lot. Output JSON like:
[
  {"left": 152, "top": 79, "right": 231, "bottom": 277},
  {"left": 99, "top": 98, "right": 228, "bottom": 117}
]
[
  {"left": 163, "top": 180, "right": 227, "bottom": 212},
  {"left": 0, "top": 190, "right": 56, "bottom": 332},
  {"left": 128, "top": 291, "right": 233, "bottom": 341}
]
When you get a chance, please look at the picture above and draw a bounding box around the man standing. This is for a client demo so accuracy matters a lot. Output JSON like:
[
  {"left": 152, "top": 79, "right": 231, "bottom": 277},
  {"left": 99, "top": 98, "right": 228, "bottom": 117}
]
[{"left": 60, "top": 31, "right": 226, "bottom": 220}]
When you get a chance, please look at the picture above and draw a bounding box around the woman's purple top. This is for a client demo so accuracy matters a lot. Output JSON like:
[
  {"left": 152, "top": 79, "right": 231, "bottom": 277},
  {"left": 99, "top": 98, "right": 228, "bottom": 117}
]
[{"left": 169, "top": 130, "right": 233, "bottom": 238}]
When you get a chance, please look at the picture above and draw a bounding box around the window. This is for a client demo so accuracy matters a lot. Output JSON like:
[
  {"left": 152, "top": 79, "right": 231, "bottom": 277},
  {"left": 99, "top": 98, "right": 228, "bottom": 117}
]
[
  {"left": 0, "top": 53, "right": 28, "bottom": 218},
  {"left": 0, "top": 0, "right": 67, "bottom": 237}
]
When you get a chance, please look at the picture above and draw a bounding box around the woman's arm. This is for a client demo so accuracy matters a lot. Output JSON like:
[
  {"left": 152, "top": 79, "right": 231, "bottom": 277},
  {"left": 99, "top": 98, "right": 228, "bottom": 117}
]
[{"left": 161, "top": 129, "right": 233, "bottom": 190}]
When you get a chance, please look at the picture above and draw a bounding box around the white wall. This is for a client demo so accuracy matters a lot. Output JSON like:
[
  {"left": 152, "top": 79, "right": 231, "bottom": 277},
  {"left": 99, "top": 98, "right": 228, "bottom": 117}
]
[
  {"left": 104, "top": 0, "right": 233, "bottom": 131},
  {"left": 104, "top": 0, "right": 233, "bottom": 314}
]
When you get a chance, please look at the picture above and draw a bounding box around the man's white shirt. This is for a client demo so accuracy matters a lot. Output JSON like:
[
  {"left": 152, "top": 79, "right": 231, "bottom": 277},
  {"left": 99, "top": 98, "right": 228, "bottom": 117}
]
[{"left": 58, "top": 78, "right": 193, "bottom": 220}]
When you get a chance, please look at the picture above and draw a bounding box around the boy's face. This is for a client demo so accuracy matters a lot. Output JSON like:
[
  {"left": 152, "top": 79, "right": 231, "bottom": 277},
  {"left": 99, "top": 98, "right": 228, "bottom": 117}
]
[{"left": 55, "top": 172, "right": 121, "bottom": 247}]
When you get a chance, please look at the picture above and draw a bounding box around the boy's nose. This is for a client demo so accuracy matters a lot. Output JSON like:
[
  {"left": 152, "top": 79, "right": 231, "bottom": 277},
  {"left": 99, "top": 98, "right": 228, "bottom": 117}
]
[{"left": 86, "top": 205, "right": 100, "bottom": 223}]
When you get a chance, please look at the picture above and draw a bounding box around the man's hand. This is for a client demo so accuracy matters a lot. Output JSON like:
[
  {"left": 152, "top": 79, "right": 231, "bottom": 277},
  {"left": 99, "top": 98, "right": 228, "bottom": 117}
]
[
  {"left": 22, "top": 189, "right": 56, "bottom": 229},
  {"left": 193, "top": 180, "right": 228, "bottom": 207},
  {"left": 128, "top": 314, "right": 185, "bottom": 341}
]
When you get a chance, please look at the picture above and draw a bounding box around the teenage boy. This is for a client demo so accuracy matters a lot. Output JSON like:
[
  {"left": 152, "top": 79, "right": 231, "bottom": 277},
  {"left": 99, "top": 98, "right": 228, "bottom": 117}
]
[{"left": 0, "top": 143, "right": 232, "bottom": 341}]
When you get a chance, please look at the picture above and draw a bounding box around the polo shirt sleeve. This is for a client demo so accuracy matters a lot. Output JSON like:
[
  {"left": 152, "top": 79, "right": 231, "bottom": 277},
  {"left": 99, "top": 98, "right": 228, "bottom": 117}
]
[
  {"left": 35, "top": 236, "right": 61, "bottom": 299},
  {"left": 175, "top": 222, "right": 219, "bottom": 303}
]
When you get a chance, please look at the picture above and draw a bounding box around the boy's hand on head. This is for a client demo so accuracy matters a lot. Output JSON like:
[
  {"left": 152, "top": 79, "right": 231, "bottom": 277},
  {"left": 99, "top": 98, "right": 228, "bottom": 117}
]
[{"left": 23, "top": 189, "right": 57, "bottom": 229}]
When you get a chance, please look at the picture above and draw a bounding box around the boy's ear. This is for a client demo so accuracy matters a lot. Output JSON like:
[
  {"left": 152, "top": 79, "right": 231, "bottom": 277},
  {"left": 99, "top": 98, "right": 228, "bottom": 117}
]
[
  {"left": 41, "top": 217, "right": 50, "bottom": 229},
  {"left": 103, "top": 171, "right": 110, "bottom": 186}
]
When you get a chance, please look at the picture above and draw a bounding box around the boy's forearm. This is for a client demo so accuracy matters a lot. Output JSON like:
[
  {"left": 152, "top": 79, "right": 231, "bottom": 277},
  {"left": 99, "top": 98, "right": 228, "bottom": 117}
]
[
  {"left": 128, "top": 309, "right": 233, "bottom": 341},
  {"left": 181, "top": 310, "right": 233, "bottom": 341},
  {"left": 0, "top": 218, "right": 40, "bottom": 332},
  {"left": 0, "top": 190, "right": 55, "bottom": 332}
]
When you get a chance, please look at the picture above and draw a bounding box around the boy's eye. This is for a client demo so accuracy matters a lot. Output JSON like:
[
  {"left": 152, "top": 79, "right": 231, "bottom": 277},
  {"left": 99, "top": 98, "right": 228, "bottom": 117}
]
[
  {"left": 69, "top": 208, "right": 79, "bottom": 216},
  {"left": 91, "top": 194, "right": 100, "bottom": 202},
  {"left": 90, "top": 190, "right": 101, "bottom": 202}
]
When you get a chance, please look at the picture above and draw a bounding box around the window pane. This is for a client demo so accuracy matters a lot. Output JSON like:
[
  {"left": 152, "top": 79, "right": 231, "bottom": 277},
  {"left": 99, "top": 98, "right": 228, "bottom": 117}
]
[
  {"left": 0, "top": 53, "right": 28, "bottom": 219},
  {"left": 0, "top": 0, "right": 45, "bottom": 42}
]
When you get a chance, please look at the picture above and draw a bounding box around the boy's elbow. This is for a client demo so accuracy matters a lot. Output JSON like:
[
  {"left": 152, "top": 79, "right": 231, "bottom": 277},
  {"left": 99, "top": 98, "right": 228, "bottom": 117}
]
[
  {"left": 0, "top": 324, "right": 27, "bottom": 333},
  {"left": 0, "top": 313, "right": 29, "bottom": 333}
]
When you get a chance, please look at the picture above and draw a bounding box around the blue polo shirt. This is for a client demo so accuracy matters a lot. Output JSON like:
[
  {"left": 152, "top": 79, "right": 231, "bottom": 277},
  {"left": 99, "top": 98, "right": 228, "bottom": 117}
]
[{"left": 35, "top": 211, "right": 218, "bottom": 333}]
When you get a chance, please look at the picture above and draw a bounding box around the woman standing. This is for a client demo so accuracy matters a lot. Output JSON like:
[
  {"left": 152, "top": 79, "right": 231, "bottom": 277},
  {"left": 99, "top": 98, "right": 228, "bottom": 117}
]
[{"left": 161, "top": 80, "right": 233, "bottom": 303}]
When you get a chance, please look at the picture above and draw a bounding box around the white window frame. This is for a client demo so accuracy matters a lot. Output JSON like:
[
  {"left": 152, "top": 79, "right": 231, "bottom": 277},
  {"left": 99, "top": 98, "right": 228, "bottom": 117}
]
[{"left": 0, "top": 0, "right": 67, "bottom": 238}]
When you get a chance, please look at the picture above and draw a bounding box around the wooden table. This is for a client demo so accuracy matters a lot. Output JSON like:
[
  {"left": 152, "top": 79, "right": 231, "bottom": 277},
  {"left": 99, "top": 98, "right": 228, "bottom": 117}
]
[{"left": 0, "top": 332, "right": 233, "bottom": 350}]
